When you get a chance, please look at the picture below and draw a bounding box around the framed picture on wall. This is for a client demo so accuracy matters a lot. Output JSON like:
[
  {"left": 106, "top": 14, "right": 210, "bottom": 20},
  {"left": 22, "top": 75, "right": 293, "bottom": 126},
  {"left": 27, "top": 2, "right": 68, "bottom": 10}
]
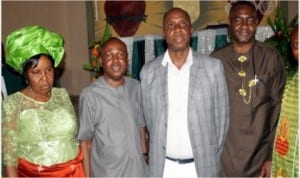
[{"left": 92, "top": 0, "right": 277, "bottom": 39}]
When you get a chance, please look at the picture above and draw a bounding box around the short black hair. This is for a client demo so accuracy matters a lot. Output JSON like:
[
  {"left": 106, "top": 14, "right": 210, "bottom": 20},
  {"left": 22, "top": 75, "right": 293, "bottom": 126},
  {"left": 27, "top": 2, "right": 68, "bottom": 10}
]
[
  {"left": 230, "top": 1, "right": 256, "bottom": 15},
  {"left": 162, "top": 7, "right": 191, "bottom": 26},
  {"left": 100, "top": 37, "right": 128, "bottom": 58},
  {"left": 22, "top": 54, "right": 55, "bottom": 81}
]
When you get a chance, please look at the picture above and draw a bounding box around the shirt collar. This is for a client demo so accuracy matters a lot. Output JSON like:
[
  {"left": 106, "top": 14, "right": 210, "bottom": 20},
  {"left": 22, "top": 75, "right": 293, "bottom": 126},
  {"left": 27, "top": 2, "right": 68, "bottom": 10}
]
[{"left": 162, "top": 48, "right": 193, "bottom": 67}]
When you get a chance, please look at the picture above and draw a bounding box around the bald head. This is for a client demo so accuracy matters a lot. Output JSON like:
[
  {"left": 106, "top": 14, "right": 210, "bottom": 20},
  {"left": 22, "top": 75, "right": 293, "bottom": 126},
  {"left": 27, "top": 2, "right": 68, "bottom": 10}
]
[
  {"left": 101, "top": 37, "right": 128, "bottom": 58},
  {"left": 163, "top": 7, "right": 191, "bottom": 26}
]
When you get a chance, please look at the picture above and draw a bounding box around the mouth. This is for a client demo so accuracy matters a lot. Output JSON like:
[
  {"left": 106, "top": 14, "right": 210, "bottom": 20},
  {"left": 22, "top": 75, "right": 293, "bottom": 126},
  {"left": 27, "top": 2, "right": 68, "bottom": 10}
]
[
  {"left": 238, "top": 29, "right": 250, "bottom": 36},
  {"left": 42, "top": 82, "right": 51, "bottom": 87},
  {"left": 112, "top": 65, "right": 121, "bottom": 72},
  {"left": 40, "top": 84, "right": 52, "bottom": 91},
  {"left": 173, "top": 35, "right": 185, "bottom": 43}
]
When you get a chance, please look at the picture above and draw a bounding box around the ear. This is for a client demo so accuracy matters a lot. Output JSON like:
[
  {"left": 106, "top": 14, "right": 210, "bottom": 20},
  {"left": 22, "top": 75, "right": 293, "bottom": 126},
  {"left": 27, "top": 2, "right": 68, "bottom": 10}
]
[
  {"left": 99, "top": 57, "right": 103, "bottom": 66},
  {"left": 256, "top": 18, "right": 259, "bottom": 25}
]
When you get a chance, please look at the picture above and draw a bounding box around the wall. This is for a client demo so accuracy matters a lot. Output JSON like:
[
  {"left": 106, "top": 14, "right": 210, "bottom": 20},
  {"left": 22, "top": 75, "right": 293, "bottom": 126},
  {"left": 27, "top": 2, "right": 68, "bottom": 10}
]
[
  {"left": 93, "top": 1, "right": 298, "bottom": 39},
  {"left": 284, "top": 1, "right": 298, "bottom": 22},
  {"left": 2, "top": 1, "right": 298, "bottom": 95},
  {"left": 2, "top": 1, "right": 90, "bottom": 96}
]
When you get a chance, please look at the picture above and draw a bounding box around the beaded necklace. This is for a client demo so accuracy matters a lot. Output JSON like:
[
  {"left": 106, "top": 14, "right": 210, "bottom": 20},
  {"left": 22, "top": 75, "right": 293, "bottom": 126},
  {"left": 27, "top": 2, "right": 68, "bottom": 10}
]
[{"left": 25, "top": 86, "right": 51, "bottom": 102}]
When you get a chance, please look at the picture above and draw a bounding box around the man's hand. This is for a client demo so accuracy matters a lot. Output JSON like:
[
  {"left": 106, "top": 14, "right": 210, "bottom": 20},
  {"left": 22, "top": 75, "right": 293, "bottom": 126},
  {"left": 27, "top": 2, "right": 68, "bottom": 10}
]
[{"left": 259, "top": 160, "right": 271, "bottom": 178}]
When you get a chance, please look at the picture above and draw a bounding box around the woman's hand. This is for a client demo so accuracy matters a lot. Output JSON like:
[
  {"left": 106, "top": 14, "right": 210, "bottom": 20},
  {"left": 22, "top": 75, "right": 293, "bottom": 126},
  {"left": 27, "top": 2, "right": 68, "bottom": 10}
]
[{"left": 5, "top": 165, "right": 18, "bottom": 177}]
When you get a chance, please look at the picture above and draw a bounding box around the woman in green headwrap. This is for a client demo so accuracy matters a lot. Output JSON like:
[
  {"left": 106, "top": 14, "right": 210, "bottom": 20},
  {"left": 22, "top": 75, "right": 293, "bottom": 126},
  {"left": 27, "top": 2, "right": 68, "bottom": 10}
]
[{"left": 2, "top": 26, "right": 85, "bottom": 177}]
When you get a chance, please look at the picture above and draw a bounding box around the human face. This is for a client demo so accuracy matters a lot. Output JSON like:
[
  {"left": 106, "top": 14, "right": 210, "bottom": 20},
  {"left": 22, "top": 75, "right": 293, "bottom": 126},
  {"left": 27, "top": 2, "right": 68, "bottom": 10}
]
[
  {"left": 101, "top": 39, "right": 128, "bottom": 87},
  {"left": 163, "top": 8, "right": 193, "bottom": 52},
  {"left": 27, "top": 55, "right": 54, "bottom": 96},
  {"left": 290, "top": 29, "right": 298, "bottom": 62},
  {"left": 229, "top": 4, "right": 258, "bottom": 44}
]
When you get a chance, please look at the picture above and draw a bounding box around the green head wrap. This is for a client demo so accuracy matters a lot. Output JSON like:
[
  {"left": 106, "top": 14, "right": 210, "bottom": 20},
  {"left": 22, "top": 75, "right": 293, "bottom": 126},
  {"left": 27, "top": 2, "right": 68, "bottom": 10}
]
[{"left": 5, "top": 26, "right": 64, "bottom": 73}]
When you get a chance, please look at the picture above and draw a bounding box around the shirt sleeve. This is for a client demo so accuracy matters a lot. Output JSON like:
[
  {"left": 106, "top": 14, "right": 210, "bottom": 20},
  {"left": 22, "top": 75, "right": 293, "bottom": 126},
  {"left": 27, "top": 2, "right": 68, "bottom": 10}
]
[
  {"left": 137, "top": 84, "right": 145, "bottom": 127},
  {"left": 267, "top": 50, "right": 286, "bottom": 160},
  {"left": 213, "top": 60, "right": 230, "bottom": 156},
  {"left": 2, "top": 95, "right": 19, "bottom": 166},
  {"left": 77, "top": 88, "right": 98, "bottom": 140}
]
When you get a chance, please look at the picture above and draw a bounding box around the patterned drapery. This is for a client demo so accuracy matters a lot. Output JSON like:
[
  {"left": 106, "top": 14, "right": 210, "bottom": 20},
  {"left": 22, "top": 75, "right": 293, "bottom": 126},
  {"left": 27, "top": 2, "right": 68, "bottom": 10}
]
[{"left": 121, "top": 26, "right": 274, "bottom": 80}]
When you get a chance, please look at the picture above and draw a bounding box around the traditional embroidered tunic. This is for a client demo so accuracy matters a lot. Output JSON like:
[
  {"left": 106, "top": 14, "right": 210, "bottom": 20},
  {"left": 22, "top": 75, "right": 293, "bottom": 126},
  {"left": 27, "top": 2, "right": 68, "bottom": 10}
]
[
  {"left": 271, "top": 71, "right": 298, "bottom": 178},
  {"left": 211, "top": 41, "right": 286, "bottom": 176}
]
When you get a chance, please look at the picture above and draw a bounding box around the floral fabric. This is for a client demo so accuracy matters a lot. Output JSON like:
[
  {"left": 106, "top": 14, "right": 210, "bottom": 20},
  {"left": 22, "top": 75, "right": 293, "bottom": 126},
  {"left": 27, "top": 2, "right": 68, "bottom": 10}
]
[
  {"left": 271, "top": 71, "right": 298, "bottom": 178},
  {"left": 2, "top": 88, "right": 79, "bottom": 167}
]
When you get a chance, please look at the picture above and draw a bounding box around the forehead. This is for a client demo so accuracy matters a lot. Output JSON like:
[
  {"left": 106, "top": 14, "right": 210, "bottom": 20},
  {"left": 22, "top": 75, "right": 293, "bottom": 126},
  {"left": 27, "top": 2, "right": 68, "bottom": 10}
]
[
  {"left": 290, "top": 28, "right": 299, "bottom": 39},
  {"left": 164, "top": 9, "right": 189, "bottom": 22},
  {"left": 230, "top": 4, "right": 256, "bottom": 18},
  {"left": 38, "top": 55, "right": 52, "bottom": 64},
  {"left": 30, "top": 56, "right": 52, "bottom": 70},
  {"left": 102, "top": 39, "right": 127, "bottom": 51}
]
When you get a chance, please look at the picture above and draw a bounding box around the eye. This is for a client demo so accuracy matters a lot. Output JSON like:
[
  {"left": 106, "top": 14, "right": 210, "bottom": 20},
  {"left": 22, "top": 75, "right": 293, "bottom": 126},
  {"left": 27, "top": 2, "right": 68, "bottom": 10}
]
[
  {"left": 292, "top": 42, "right": 298, "bottom": 49},
  {"left": 179, "top": 21, "right": 187, "bottom": 28},
  {"left": 246, "top": 17, "right": 256, "bottom": 24},
  {"left": 167, "top": 23, "right": 175, "bottom": 29},
  {"left": 103, "top": 52, "right": 112, "bottom": 60},
  {"left": 117, "top": 52, "right": 127, "bottom": 59},
  {"left": 234, "top": 17, "right": 243, "bottom": 24},
  {"left": 31, "top": 69, "right": 40, "bottom": 75},
  {"left": 46, "top": 67, "right": 54, "bottom": 73}
]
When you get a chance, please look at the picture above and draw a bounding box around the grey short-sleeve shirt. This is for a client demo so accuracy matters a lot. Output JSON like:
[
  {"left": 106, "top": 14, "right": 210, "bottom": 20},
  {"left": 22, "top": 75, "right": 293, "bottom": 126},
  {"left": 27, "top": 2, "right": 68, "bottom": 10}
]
[{"left": 77, "top": 77, "right": 146, "bottom": 177}]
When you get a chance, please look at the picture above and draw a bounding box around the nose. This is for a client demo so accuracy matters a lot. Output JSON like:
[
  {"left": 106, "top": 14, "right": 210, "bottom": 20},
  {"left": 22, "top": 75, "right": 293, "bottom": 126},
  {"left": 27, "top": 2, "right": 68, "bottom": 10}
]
[
  {"left": 41, "top": 71, "right": 48, "bottom": 80},
  {"left": 111, "top": 55, "right": 120, "bottom": 65},
  {"left": 111, "top": 55, "right": 120, "bottom": 64},
  {"left": 240, "top": 20, "right": 249, "bottom": 29},
  {"left": 173, "top": 23, "right": 184, "bottom": 31}
]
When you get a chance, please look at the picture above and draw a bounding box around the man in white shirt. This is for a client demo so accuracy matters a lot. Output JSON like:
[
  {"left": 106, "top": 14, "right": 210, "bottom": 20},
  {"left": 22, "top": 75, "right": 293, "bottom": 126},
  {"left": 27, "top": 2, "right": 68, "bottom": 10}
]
[{"left": 140, "top": 7, "right": 229, "bottom": 177}]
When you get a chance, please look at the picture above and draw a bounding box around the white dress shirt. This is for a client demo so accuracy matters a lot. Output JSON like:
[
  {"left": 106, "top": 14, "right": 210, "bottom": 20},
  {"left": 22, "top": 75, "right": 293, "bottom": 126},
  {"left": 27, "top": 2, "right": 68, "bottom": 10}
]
[{"left": 162, "top": 48, "right": 194, "bottom": 159}]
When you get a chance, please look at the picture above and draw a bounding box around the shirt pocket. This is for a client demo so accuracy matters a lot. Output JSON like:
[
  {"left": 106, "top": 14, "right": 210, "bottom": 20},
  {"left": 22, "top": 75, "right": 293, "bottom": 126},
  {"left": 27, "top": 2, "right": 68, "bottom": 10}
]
[{"left": 253, "top": 75, "right": 269, "bottom": 100}]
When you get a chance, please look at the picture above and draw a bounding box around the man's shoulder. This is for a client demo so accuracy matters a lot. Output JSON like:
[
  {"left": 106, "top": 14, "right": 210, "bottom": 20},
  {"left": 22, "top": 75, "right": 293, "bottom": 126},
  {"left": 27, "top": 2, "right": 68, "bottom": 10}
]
[
  {"left": 210, "top": 43, "right": 232, "bottom": 57},
  {"left": 125, "top": 76, "right": 140, "bottom": 86},
  {"left": 193, "top": 51, "right": 223, "bottom": 67},
  {"left": 143, "top": 55, "right": 164, "bottom": 70},
  {"left": 80, "top": 78, "right": 105, "bottom": 97},
  {"left": 254, "top": 40, "right": 279, "bottom": 53},
  {"left": 140, "top": 55, "right": 164, "bottom": 80}
]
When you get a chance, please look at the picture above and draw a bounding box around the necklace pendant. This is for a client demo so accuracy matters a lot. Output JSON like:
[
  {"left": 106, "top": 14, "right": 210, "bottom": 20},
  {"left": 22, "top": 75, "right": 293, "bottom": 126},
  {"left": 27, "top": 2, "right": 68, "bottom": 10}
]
[
  {"left": 239, "top": 88, "right": 247, "bottom": 96},
  {"left": 238, "top": 70, "right": 246, "bottom": 77},
  {"left": 238, "top": 56, "right": 247, "bottom": 63},
  {"left": 248, "top": 79, "right": 256, "bottom": 87}
]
